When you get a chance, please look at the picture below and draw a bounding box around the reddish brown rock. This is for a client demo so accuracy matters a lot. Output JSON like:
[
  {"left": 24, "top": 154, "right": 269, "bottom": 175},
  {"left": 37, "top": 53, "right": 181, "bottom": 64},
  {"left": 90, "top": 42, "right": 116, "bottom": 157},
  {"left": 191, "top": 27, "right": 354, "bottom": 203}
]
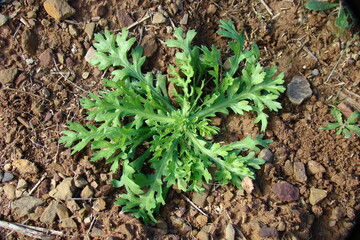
[
  {"left": 43, "top": 0, "right": 76, "bottom": 21},
  {"left": 272, "top": 181, "right": 300, "bottom": 202},
  {"left": 38, "top": 48, "right": 53, "bottom": 68}
]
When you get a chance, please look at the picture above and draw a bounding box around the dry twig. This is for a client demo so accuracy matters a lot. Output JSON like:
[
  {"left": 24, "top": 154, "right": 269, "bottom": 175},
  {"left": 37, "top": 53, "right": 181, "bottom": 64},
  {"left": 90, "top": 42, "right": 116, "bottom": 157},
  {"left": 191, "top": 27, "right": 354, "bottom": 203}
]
[
  {"left": 28, "top": 173, "right": 48, "bottom": 196},
  {"left": 259, "top": 0, "right": 274, "bottom": 16},
  {"left": 181, "top": 194, "right": 208, "bottom": 217}
]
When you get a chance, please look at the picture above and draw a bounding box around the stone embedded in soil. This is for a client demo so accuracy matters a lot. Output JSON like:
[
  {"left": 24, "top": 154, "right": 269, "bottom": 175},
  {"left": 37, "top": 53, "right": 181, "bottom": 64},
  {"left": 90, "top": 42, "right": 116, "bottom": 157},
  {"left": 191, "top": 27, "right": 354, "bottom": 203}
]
[
  {"left": 85, "top": 22, "right": 96, "bottom": 39},
  {"left": 12, "top": 159, "right": 39, "bottom": 174},
  {"left": 117, "top": 10, "right": 133, "bottom": 28},
  {"left": 11, "top": 196, "right": 44, "bottom": 217},
  {"left": 287, "top": 76, "right": 312, "bottom": 105},
  {"left": 309, "top": 187, "right": 327, "bottom": 205},
  {"left": 170, "top": 216, "right": 192, "bottom": 234},
  {"left": 81, "top": 185, "right": 94, "bottom": 198},
  {"left": 258, "top": 148, "right": 274, "bottom": 163},
  {"left": 66, "top": 200, "right": 80, "bottom": 212},
  {"left": 0, "top": 68, "right": 19, "bottom": 85},
  {"left": 307, "top": 160, "right": 326, "bottom": 175},
  {"left": 0, "top": 14, "right": 8, "bottom": 26},
  {"left": 293, "top": 162, "right": 307, "bottom": 183},
  {"left": 93, "top": 198, "right": 106, "bottom": 212},
  {"left": 74, "top": 176, "right": 88, "bottom": 188},
  {"left": 49, "top": 177, "right": 74, "bottom": 200},
  {"left": 258, "top": 226, "right": 278, "bottom": 238},
  {"left": 191, "top": 184, "right": 210, "bottom": 208},
  {"left": 196, "top": 215, "right": 208, "bottom": 228},
  {"left": 43, "top": 0, "right": 76, "bottom": 21},
  {"left": 140, "top": 34, "right": 158, "bottom": 57},
  {"left": 38, "top": 48, "right": 53, "bottom": 68},
  {"left": 16, "top": 179, "right": 28, "bottom": 190},
  {"left": 224, "top": 223, "right": 235, "bottom": 240},
  {"left": 180, "top": 13, "right": 189, "bottom": 25},
  {"left": 61, "top": 218, "right": 77, "bottom": 228},
  {"left": 241, "top": 176, "right": 254, "bottom": 194},
  {"left": 4, "top": 183, "right": 16, "bottom": 200},
  {"left": 272, "top": 181, "right": 300, "bottom": 202},
  {"left": 2, "top": 172, "right": 14, "bottom": 183},
  {"left": 21, "top": 29, "right": 38, "bottom": 55},
  {"left": 91, "top": 227, "right": 105, "bottom": 237},
  {"left": 40, "top": 200, "right": 59, "bottom": 224},
  {"left": 85, "top": 46, "right": 97, "bottom": 63},
  {"left": 56, "top": 203, "right": 69, "bottom": 220},
  {"left": 152, "top": 12, "right": 166, "bottom": 24}
]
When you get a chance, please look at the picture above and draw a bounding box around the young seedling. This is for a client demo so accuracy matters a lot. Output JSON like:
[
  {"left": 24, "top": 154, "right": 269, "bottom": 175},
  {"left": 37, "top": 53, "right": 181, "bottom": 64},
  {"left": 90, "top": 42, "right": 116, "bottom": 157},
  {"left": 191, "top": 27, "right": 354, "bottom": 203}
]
[
  {"left": 320, "top": 108, "right": 360, "bottom": 138},
  {"left": 60, "top": 20, "right": 285, "bottom": 223}
]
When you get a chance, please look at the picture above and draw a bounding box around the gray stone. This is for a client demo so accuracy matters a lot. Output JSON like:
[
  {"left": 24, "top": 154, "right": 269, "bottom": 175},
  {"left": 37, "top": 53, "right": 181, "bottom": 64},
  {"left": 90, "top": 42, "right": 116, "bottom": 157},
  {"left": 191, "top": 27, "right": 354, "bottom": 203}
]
[
  {"left": 2, "top": 172, "right": 14, "bottom": 183},
  {"left": 287, "top": 76, "right": 312, "bottom": 105},
  {"left": 84, "top": 22, "right": 96, "bottom": 39},
  {"left": 140, "top": 34, "right": 158, "bottom": 57},
  {"left": 40, "top": 201, "right": 59, "bottom": 224},
  {"left": 180, "top": 13, "right": 189, "bottom": 25},
  {"left": 0, "top": 68, "right": 19, "bottom": 85},
  {"left": 16, "top": 179, "right": 28, "bottom": 190},
  {"left": 224, "top": 223, "right": 235, "bottom": 240},
  {"left": 152, "top": 12, "right": 166, "bottom": 24},
  {"left": 43, "top": 0, "right": 76, "bottom": 21},
  {"left": 258, "top": 226, "right": 278, "bottom": 238},
  {"left": 74, "top": 176, "right": 88, "bottom": 188},
  {"left": 272, "top": 181, "right": 299, "bottom": 202},
  {"left": 311, "top": 69, "right": 319, "bottom": 76},
  {"left": 258, "top": 148, "right": 274, "bottom": 163},
  {"left": 293, "top": 162, "right": 307, "bottom": 183},
  {"left": 309, "top": 187, "right": 327, "bottom": 205},
  {"left": 85, "top": 47, "right": 97, "bottom": 63},
  {"left": 11, "top": 196, "right": 44, "bottom": 217},
  {"left": 49, "top": 177, "right": 74, "bottom": 200},
  {"left": 0, "top": 14, "right": 8, "bottom": 26},
  {"left": 56, "top": 203, "right": 69, "bottom": 220}
]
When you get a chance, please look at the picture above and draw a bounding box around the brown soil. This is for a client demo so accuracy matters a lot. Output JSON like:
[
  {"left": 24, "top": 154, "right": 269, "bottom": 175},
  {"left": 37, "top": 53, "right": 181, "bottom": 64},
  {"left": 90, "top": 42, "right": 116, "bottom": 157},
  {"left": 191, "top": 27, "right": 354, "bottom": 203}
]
[{"left": 0, "top": 0, "right": 359, "bottom": 240}]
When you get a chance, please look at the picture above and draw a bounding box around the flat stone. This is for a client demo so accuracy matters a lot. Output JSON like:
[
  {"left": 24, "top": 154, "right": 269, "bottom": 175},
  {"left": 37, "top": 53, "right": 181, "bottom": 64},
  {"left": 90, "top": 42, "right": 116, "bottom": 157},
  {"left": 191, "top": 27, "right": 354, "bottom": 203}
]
[
  {"left": 140, "top": 34, "right": 158, "bottom": 57},
  {"left": 0, "top": 68, "right": 19, "bottom": 85},
  {"left": 4, "top": 183, "right": 16, "bottom": 200},
  {"left": 80, "top": 185, "right": 94, "bottom": 198},
  {"left": 191, "top": 184, "right": 210, "bottom": 208},
  {"left": 307, "top": 161, "right": 326, "bottom": 175},
  {"left": 49, "top": 177, "right": 74, "bottom": 200},
  {"left": 74, "top": 176, "right": 88, "bottom": 188},
  {"left": 12, "top": 159, "right": 39, "bottom": 174},
  {"left": 258, "top": 226, "right": 278, "bottom": 238},
  {"left": 40, "top": 201, "right": 59, "bottom": 224},
  {"left": 16, "top": 179, "right": 28, "bottom": 190},
  {"left": 293, "top": 162, "right": 307, "bottom": 183},
  {"left": 21, "top": 29, "right": 38, "bottom": 55},
  {"left": 68, "top": 24, "right": 77, "bottom": 36},
  {"left": 196, "top": 215, "right": 208, "bottom": 228},
  {"left": 93, "top": 198, "right": 106, "bottom": 212},
  {"left": 309, "top": 187, "right": 327, "bottom": 205},
  {"left": 66, "top": 200, "right": 80, "bottom": 212},
  {"left": 85, "top": 46, "right": 97, "bottom": 63},
  {"left": 152, "top": 12, "right": 166, "bottom": 24},
  {"left": 258, "top": 148, "right": 274, "bottom": 163},
  {"left": 117, "top": 10, "right": 133, "bottom": 28},
  {"left": 287, "top": 76, "right": 312, "bottom": 105},
  {"left": 56, "top": 203, "right": 69, "bottom": 220},
  {"left": 84, "top": 22, "right": 96, "bottom": 39},
  {"left": 180, "top": 13, "right": 189, "bottom": 25},
  {"left": 0, "top": 14, "right": 8, "bottom": 26},
  {"left": 2, "top": 172, "right": 14, "bottom": 183},
  {"left": 43, "top": 0, "right": 75, "bottom": 21},
  {"left": 224, "top": 223, "right": 235, "bottom": 240},
  {"left": 272, "top": 181, "right": 300, "bottom": 202},
  {"left": 11, "top": 196, "right": 44, "bottom": 217},
  {"left": 61, "top": 218, "right": 77, "bottom": 228},
  {"left": 38, "top": 48, "right": 53, "bottom": 68}
]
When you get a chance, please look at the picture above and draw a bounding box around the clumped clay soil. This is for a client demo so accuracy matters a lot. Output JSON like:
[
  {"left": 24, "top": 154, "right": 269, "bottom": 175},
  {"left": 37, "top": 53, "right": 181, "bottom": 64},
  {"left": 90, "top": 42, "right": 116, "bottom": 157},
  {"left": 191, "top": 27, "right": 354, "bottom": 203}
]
[{"left": 0, "top": 0, "right": 359, "bottom": 239}]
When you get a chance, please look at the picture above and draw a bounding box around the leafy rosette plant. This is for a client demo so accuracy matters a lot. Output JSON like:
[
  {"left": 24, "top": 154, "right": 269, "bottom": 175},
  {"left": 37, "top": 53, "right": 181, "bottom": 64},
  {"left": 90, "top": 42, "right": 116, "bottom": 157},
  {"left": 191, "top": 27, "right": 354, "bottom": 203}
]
[{"left": 60, "top": 20, "right": 285, "bottom": 223}]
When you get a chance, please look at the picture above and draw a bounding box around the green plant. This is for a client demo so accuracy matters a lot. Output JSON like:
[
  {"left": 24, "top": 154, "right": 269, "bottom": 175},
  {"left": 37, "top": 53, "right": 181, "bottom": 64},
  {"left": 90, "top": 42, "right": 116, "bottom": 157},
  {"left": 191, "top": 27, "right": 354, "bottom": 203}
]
[
  {"left": 59, "top": 20, "right": 285, "bottom": 223},
  {"left": 320, "top": 108, "right": 360, "bottom": 138},
  {"left": 305, "top": 0, "right": 352, "bottom": 36}
]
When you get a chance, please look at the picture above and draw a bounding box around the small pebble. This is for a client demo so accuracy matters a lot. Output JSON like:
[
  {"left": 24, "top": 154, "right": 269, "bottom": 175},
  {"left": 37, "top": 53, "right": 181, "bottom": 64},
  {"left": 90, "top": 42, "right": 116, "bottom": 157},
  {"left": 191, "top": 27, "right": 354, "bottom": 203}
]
[
  {"left": 287, "top": 76, "right": 312, "bottom": 105},
  {"left": 82, "top": 72, "right": 90, "bottom": 79},
  {"left": 180, "top": 13, "right": 188, "bottom": 25},
  {"left": 2, "top": 172, "right": 14, "bottom": 183},
  {"left": 311, "top": 69, "right": 319, "bottom": 76},
  {"left": 0, "top": 14, "right": 8, "bottom": 26},
  {"left": 152, "top": 12, "right": 166, "bottom": 24}
]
